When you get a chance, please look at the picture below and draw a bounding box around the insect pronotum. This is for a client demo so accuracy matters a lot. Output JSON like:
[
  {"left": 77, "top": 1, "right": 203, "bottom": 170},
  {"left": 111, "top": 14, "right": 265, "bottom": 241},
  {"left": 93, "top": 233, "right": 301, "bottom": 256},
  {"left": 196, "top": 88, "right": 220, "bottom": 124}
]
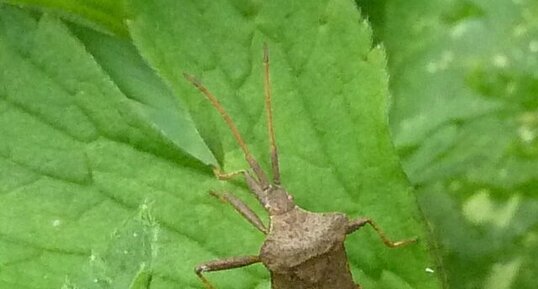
[{"left": 184, "top": 44, "right": 417, "bottom": 289}]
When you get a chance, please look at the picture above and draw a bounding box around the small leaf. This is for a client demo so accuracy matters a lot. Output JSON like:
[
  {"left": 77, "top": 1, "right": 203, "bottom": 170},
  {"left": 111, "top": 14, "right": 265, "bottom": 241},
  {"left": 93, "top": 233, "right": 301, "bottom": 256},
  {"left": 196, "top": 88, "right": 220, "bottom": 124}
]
[{"left": 70, "top": 24, "right": 217, "bottom": 166}]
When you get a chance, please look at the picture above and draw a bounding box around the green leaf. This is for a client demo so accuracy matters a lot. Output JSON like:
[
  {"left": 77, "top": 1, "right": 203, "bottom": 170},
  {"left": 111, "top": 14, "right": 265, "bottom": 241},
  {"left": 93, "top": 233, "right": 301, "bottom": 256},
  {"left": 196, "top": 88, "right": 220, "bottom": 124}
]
[
  {"left": 128, "top": 0, "right": 441, "bottom": 288},
  {"left": 363, "top": 0, "right": 538, "bottom": 288},
  {"left": 0, "top": 2, "right": 442, "bottom": 289}
]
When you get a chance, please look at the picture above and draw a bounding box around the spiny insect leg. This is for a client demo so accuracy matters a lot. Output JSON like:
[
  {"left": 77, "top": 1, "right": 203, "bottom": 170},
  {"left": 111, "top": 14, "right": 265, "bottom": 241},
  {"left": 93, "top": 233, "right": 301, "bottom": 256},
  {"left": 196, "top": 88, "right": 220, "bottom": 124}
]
[
  {"left": 195, "top": 255, "right": 261, "bottom": 289},
  {"left": 347, "top": 218, "right": 418, "bottom": 248},
  {"left": 183, "top": 73, "right": 269, "bottom": 189},
  {"left": 212, "top": 167, "right": 245, "bottom": 181},
  {"left": 263, "top": 43, "right": 281, "bottom": 185},
  {"left": 210, "top": 191, "right": 267, "bottom": 234}
]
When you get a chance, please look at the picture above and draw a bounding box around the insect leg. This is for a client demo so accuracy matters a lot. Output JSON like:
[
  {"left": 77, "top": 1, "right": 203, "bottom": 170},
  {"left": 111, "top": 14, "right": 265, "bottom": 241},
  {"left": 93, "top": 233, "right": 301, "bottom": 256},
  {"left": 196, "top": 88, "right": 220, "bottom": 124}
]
[
  {"left": 212, "top": 165, "right": 270, "bottom": 213},
  {"left": 210, "top": 191, "right": 267, "bottom": 234},
  {"left": 195, "top": 255, "right": 261, "bottom": 289},
  {"left": 347, "top": 218, "right": 417, "bottom": 248},
  {"left": 263, "top": 43, "right": 281, "bottom": 185},
  {"left": 212, "top": 167, "right": 268, "bottom": 209},
  {"left": 212, "top": 167, "right": 246, "bottom": 181}
]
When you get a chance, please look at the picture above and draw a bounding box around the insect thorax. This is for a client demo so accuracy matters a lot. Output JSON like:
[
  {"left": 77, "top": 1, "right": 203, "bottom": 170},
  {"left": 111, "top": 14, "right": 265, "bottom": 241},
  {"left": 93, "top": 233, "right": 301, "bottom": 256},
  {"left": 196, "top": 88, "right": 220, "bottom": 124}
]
[{"left": 259, "top": 208, "right": 349, "bottom": 272}]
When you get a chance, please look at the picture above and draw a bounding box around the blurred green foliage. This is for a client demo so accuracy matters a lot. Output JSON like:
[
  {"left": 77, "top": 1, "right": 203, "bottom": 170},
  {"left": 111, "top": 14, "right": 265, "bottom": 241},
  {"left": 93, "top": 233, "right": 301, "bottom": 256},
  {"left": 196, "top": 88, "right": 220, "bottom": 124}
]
[{"left": 358, "top": 0, "right": 538, "bottom": 288}]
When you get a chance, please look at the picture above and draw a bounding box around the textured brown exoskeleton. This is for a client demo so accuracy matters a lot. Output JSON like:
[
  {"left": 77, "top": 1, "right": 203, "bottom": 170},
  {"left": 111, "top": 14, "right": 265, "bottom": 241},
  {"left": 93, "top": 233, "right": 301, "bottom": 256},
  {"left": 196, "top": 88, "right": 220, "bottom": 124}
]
[{"left": 184, "top": 45, "right": 417, "bottom": 289}]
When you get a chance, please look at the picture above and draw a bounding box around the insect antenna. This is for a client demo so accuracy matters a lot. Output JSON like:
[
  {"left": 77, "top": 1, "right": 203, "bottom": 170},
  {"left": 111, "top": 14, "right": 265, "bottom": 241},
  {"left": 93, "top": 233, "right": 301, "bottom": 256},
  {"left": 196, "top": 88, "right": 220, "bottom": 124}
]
[
  {"left": 263, "top": 44, "right": 281, "bottom": 185},
  {"left": 183, "top": 73, "right": 269, "bottom": 189}
]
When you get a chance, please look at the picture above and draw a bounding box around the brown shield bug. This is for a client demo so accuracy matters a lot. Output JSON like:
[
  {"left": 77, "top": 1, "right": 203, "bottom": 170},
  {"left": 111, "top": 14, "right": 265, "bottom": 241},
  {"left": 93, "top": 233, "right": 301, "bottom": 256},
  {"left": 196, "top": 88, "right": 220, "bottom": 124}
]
[{"left": 184, "top": 44, "right": 416, "bottom": 289}]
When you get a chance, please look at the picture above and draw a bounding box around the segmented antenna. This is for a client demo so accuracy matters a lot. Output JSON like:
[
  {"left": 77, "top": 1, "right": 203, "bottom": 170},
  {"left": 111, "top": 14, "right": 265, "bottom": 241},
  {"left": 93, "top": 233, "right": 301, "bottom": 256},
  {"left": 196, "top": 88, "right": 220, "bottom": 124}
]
[
  {"left": 263, "top": 44, "right": 281, "bottom": 185},
  {"left": 183, "top": 73, "right": 269, "bottom": 188}
]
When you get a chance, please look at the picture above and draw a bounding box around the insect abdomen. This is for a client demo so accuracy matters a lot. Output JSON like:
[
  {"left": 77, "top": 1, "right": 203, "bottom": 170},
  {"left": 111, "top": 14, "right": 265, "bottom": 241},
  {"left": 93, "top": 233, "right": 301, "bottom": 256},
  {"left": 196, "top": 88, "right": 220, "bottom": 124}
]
[{"left": 269, "top": 244, "right": 357, "bottom": 289}]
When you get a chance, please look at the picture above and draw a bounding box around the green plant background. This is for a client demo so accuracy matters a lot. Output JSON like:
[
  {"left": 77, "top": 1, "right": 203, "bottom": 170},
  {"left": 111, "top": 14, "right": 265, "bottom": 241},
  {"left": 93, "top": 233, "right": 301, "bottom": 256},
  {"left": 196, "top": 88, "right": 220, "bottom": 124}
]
[
  {"left": 0, "top": 0, "right": 536, "bottom": 289},
  {"left": 356, "top": 0, "right": 538, "bottom": 288}
]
